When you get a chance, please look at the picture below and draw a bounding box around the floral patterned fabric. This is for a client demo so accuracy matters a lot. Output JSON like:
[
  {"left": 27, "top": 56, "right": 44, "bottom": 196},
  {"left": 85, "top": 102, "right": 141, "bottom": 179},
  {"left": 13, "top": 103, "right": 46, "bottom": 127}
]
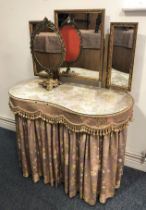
[{"left": 15, "top": 115, "right": 127, "bottom": 205}]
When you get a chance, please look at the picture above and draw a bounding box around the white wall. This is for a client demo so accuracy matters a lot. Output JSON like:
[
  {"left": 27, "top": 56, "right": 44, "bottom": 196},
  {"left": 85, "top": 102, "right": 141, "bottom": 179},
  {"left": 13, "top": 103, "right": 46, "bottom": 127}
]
[{"left": 0, "top": 0, "right": 146, "bottom": 170}]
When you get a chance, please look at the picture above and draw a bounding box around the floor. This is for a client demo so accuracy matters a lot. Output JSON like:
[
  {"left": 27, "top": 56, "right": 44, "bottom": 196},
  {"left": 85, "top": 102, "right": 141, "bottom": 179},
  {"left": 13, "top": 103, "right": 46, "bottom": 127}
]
[{"left": 0, "top": 127, "right": 146, "bottom": 210}]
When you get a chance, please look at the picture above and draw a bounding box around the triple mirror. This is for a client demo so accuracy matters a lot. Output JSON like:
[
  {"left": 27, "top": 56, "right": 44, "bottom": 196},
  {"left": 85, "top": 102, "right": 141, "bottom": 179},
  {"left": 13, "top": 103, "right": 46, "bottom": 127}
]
[{"left": 29, "top": 10, "right": 138, "bottom": 91}]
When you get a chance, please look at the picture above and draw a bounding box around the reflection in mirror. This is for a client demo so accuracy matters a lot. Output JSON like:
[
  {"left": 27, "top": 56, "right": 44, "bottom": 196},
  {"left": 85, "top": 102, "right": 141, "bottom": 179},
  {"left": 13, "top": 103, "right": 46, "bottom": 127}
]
[
  {"left": 33, "top": 32, "right": 63, "bottom": 72},
  {"left": 60, "top": 17, "right": 81, "bottom": 72},
  {"left": 30, "top": 18, "right": 65, "bottom": 78},
  {"left": 55, "top": 10, "right": 105, "bottom": 82},
  {"left": 107, "top": 23, "right": 138, "bottom": 91}
]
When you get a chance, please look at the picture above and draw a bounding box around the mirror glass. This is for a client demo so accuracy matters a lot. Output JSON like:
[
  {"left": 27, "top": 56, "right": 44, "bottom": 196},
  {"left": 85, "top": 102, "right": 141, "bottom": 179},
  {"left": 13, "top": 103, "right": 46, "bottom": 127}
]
[
  {"left": 30, "top": 18, "right": 65, "bottom": 78},
  {"left": 107, "top": 23, "right": 138, "bottom": 91},
  {"left": 55, "top": 10, "right": 105, "bottom": 82}
]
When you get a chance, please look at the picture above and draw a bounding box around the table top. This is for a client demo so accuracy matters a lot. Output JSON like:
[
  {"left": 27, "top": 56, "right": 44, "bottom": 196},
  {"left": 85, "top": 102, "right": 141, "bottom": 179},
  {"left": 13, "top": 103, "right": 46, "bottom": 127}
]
[{"left": 9, "top": 79, "right": 133, "bottom": 116}]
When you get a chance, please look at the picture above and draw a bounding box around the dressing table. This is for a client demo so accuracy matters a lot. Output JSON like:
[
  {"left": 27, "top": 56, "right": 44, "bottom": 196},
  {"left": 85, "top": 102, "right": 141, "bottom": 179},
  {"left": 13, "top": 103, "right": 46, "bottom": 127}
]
[{"left": 9, "top": 10, "right": 138, "bottom": 205}]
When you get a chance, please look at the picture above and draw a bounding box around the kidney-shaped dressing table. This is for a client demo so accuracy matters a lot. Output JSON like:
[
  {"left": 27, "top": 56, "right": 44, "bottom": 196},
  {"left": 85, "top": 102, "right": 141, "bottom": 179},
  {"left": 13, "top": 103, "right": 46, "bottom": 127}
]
[
  {"left": 9, "top": 79, "right": 133, "bottom": 205},
  {"left": 9, "top": 10, "right": 138, "bottom": 205}
]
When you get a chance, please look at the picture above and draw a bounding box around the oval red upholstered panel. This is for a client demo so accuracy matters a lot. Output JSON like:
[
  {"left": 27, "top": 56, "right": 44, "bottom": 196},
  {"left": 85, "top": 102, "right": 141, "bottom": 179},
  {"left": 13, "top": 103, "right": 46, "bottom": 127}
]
[{"left": 60, "top": 25, "right": 81, "bottom": 62}]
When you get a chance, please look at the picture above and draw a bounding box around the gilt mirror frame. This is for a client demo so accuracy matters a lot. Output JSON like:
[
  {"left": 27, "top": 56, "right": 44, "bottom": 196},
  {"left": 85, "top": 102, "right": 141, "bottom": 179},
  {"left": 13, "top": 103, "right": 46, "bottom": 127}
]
[
  {"left": 106, "top": 22, "right": 138, "bottom": 91},
  {"left": 54, "top": 9, "right": 105, "bottom": 83},
  {"left": 30, "top": 17, "right": 65, "bottom": 78}
]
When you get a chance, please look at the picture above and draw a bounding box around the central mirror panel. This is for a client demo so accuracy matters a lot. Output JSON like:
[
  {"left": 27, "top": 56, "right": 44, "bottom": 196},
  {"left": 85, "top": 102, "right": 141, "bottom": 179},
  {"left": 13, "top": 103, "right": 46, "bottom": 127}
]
[{"left": 54, "top": 9, "right": 105, "bottom": 83}]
